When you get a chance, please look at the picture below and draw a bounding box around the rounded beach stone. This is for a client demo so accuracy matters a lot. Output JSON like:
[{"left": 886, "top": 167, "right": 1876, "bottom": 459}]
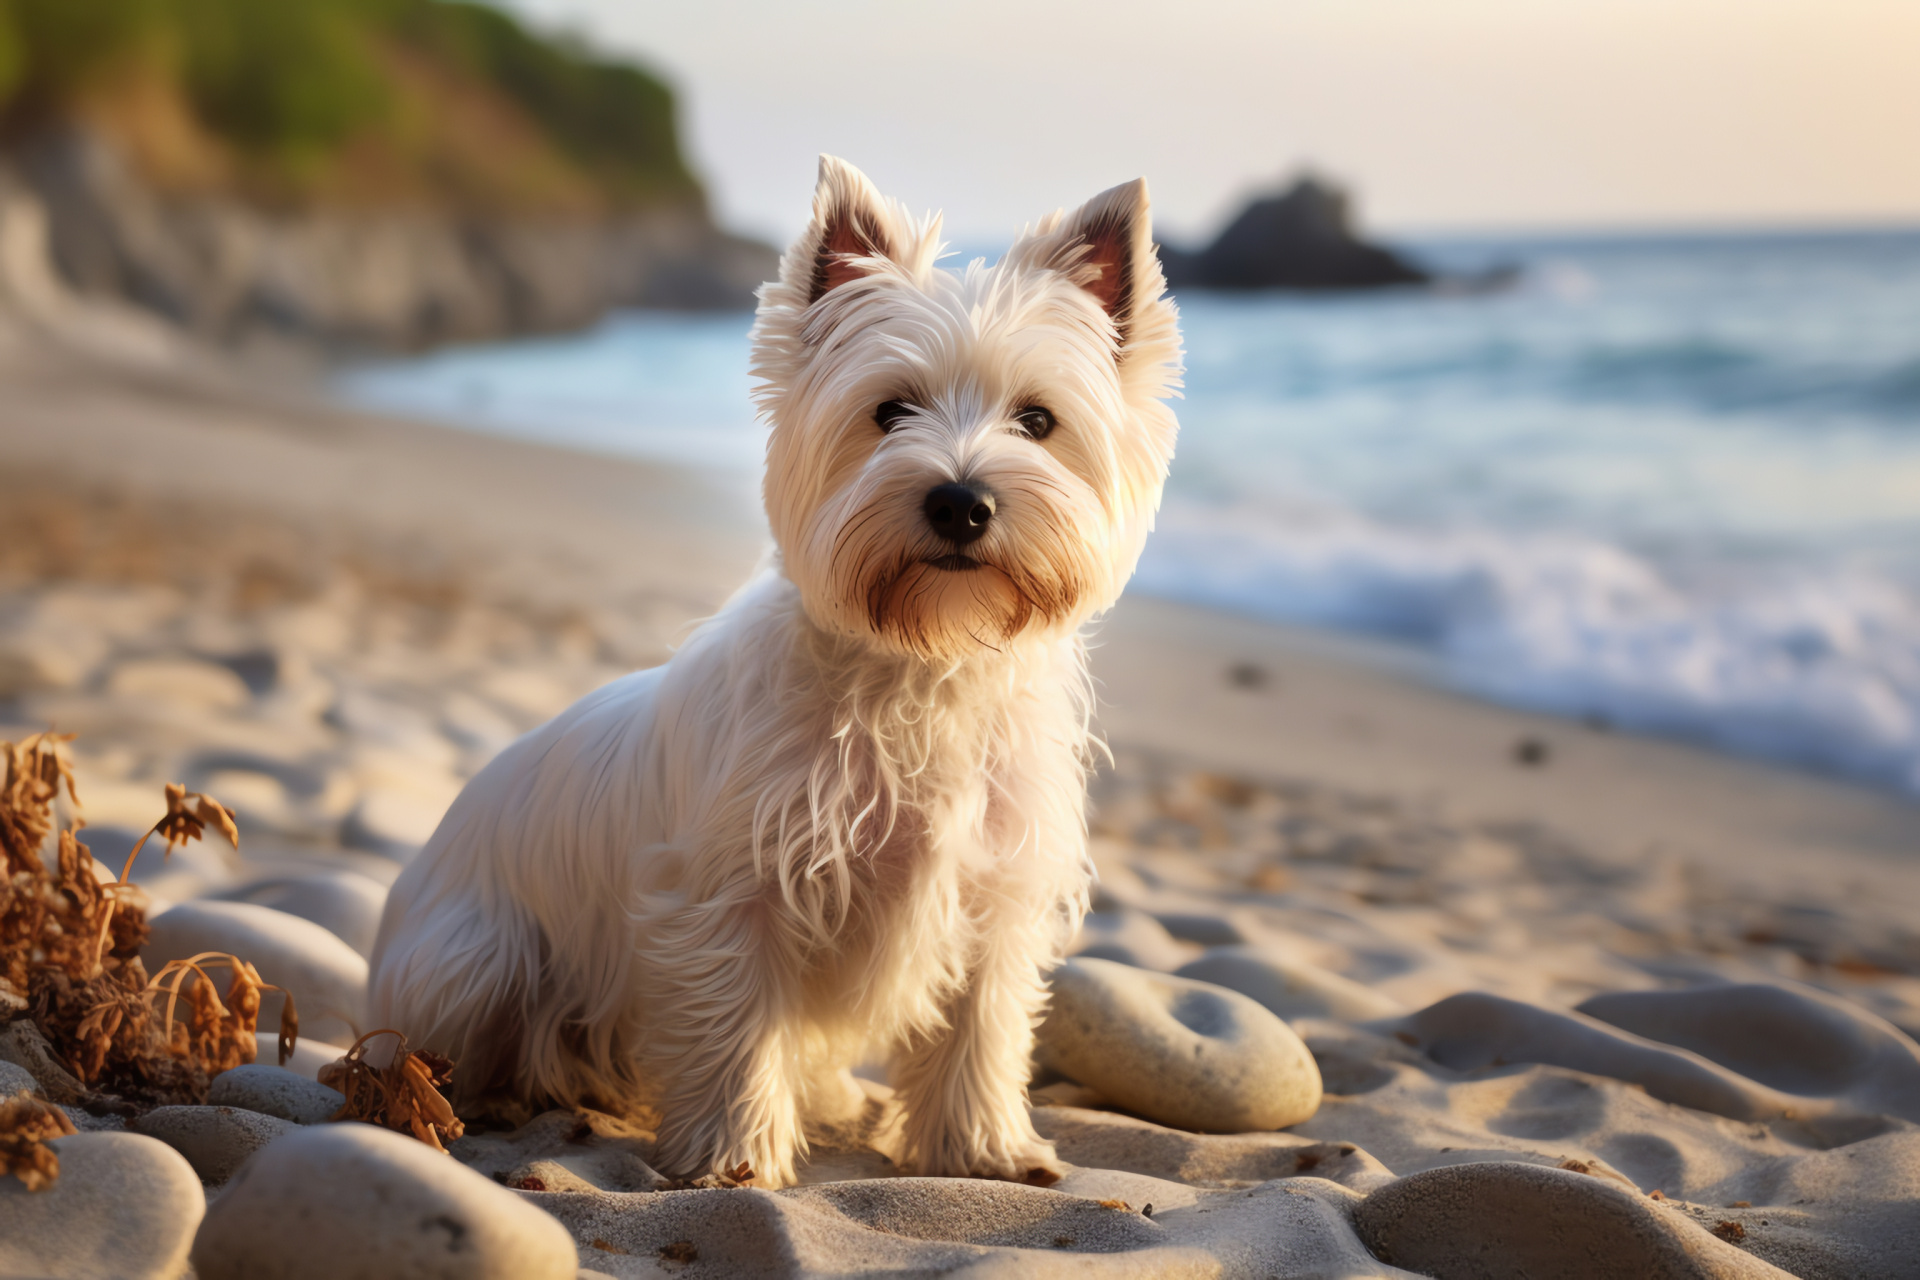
[
  {"left": 208, "top": 870, "right": 390, "bottom": 958},
  {"left": 1038, "top": 957, "right": 1322, "bottom": 1132},
  {"left": 82, "top": 823, "right": 235, "bottom": 896},
  {"left": 192, "top": 1123, "right": 578, "bottom": 1279},
  {"left": 341, "top": 788, "right": 447, "bottom": 861},
  {"left": 106, "top": 656, "right": 253, "bottom": 710},
  {"left": 253, "top": 1032, "right": 350, "bottom": 1083},
  {"left": 209, "top": 1063, "right": 347, "bottom": 1124},
  {"left": 1354, "top": 1161, "right": 1791, "bottom": 1279},
  {"left": 0, "top": 1132, "right": 204, "bottom": 1280},
  {"left": 440, "top": 691, "right": 520, "bottom": 762},
  {"left": 0, "top": 628, "right": 103, "bottom": 695},
  {"left": 144, "top": 900, "right": 367, "bottom": 1045},
  {"left": 1069, "top": 908, "right": 1196, "bottom": 971},
  {"left": 57, "top": 1107, "right": 128, "bottom": 1134},
  {"left": 131, "top": 1104, "right": 298, "bottom": 1183},
  {"left": 1153, "top": 912, "right": 1247, "bottom": 947}
]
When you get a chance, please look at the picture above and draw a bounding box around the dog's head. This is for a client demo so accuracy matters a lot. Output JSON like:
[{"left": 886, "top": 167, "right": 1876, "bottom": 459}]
[{"left": 751, "top": 157, "right": 1182, "bottom": 664}]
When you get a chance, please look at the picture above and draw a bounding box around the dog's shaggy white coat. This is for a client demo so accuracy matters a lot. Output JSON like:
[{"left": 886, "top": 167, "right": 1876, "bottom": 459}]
[{"left": 369, "top": 157, "right": 1182, "bottom": 1188}]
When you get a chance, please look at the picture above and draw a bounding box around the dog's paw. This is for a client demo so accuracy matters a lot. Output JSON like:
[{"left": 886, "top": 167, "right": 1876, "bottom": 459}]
[
  {"left": 658, "top": 1159, "right": 766, "bottom": 1192},
  {"left": 931, "top": 1137, "right": 1063, "bottom": 1187},
  {"left": 1013, "top": 1161, "right": 1062, "bottom": 1188},
  {"left": 721, "top": 1148, "right": 798, "bottom": 1191},
  {"left": 654, "top": 1124, "right": 798, "bottom": 1191},
  {"left": 975, "top": 1153, "right": 1064, "bottom": 1187}
]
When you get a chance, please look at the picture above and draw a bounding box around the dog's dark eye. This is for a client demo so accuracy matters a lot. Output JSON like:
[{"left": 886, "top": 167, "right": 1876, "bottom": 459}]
[
  {"left": 874, "top": 400, "right": 913, "bottom": 432},
  {"left": 1013, "top": 406, "right": 1056, "bottom": 440}
]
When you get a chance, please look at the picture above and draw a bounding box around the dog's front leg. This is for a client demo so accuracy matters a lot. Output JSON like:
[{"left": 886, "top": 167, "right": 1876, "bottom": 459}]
[
  {"left": 893, "top": 917, "right": 1061, "bottom": 1184},
  {"left": 643, "top": 896, "right": 804, "bottom": 1189}
]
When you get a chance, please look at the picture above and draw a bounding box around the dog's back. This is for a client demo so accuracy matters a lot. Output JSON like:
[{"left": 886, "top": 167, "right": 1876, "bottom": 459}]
[{"left": 370, "top": 666, "right": 667, "bottom": 1113}]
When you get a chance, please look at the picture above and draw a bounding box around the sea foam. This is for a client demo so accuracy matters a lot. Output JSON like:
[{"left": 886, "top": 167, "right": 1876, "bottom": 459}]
[{"left": 1135, "top": 502, "right": 1920, "bottom": 794}]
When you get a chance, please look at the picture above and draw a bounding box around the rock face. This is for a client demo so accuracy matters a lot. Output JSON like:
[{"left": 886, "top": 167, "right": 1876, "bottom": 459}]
[
  {"left": 192, "top": 1123, "right": 579, "bottom": 1280},
  {"left": 1159, "top": 175, "right": 1429, "bottom": 291},
  {"left": 13, "top": 129, "right": 779, "bottom": 353},
  {"left": 1037, "top": 957, "right": 1323, "bottom": 1133},
  {"left": 0, "top": 1132, "right": 205, "bottom": 1280}
]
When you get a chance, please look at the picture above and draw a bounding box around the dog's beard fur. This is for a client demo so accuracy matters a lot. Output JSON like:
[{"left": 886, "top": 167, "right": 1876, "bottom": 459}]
[
  {"left": 368, "top": 157, "right": 1183, "bottom": 1190},
  {"left": 823, "top": 455, "right": 1100, "bottom": 662}
]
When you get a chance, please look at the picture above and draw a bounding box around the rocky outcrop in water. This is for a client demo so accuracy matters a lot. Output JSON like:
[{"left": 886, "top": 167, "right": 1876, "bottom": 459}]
[
  {"left": 1160, "top": 175, "right": 1431, "bottom": 292},
  {"left": 10, "top": 131, "right": 777, "bottom": 353}
]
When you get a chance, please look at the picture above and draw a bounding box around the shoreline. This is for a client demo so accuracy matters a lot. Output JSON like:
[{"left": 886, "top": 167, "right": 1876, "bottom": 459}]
[
  {"left": 5, "top": 282, "right": 1914, "bottom": 900},
  {"left": 11, "top": 253, "right": 1920, "bottom": 1277},
  {"left": 1093, "top": 594, "right": 1920, "bottom": 898},
  {"left": 317, "top": 286, "right": 1920, "bottom": 812}
]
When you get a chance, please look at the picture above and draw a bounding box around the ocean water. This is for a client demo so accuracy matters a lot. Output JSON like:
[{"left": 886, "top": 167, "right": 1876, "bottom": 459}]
[{"left": 337, "top": 228, "right": 1920, "bottom": 795}]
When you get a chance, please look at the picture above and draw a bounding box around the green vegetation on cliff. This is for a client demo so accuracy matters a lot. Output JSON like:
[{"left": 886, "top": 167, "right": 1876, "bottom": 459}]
[{"left": 0, "top": 0, "right": 701, "bottom": 214}]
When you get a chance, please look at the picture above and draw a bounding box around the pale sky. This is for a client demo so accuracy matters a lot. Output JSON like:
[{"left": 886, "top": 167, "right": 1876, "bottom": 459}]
[{"left": 499, "top": 0, "right": 1920, "bottom": 247}]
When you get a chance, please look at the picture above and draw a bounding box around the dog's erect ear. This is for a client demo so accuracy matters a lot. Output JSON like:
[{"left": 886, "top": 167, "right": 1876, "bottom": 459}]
[
  {"left": 799, "top": 156, "right": 901, "bottom": 305},
  {"left": 1048, "top": 178, "right": 1154, "bottom": 350}
]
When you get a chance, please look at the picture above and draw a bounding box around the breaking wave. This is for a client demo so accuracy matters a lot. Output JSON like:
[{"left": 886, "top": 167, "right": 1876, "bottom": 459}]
[{"left": 1136, "top": 503, "right": 1920, "bottom": 793}]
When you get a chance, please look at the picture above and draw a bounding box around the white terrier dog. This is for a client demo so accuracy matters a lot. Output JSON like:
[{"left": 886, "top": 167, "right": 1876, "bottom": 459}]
[{"left": 369, "top": 157, "right": 1182, "bottom": 1188}]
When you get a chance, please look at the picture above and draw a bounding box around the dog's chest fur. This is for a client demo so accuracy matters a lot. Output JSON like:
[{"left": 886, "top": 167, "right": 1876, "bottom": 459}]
[{"left": 651, "top": 576, "right": 1091, "bottom": 1037}]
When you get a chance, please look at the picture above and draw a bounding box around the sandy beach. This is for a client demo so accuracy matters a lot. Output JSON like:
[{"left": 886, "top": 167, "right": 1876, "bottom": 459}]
[{"left": 5, "top": 247, "right": 1920, "bottom": 1278}]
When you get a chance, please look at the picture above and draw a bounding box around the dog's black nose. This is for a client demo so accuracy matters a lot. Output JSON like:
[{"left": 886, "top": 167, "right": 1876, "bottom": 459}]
[{"left": 924, "top": 482, "right": 995, "bottom": 545}]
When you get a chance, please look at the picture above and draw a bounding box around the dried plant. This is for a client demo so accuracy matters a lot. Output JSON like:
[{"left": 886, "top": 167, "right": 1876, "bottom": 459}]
[
  {"left": 90, "top": 782, "right": 240, "bottom": 968},
  {"left": 319, "top": 1029, "right": 466, "bottom": 1152},
  {"left": 0, "top": 1096, "right": 78, "bottom": 1191},
  {"left": 1, "top": 733, "right": 85, "bottom": 1009},
  {"left": 146, "top": 952, "right": 298, "bottom": 1077},
  {"left": 0, "top": 733, "right": 298, "bottom": 1160}
]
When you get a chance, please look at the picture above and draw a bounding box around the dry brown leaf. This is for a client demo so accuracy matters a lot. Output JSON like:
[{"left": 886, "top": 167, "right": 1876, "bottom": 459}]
[
  {"left": 3, "top": 736, "right": 293, "bottom": 1114},
  {"left": 2, "top": 734, "right": 82, "bottom": 1003},
  {"left": 146, "top": 953, "right": 298, "bottom": 1076},
  {"left": 147, "top": 783, "right": 239, "bottom": 858},
  {"left": 319, "top": 1030, "right": 465, "bottom": 1153},
  {"left": 0, "top": 1096, "right": 78, "bottom": 1191},
  {"left": 92, "top": 779, "right": 241, "bottom": 970}
]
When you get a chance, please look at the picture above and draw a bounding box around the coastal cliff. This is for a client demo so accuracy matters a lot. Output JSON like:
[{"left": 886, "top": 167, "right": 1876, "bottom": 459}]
[
  {"left": 11, "top": 130, "right": 775, "bottom": 352},
  {"left": 0, "top": 0, "right": 776, "bottom": 352}
]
